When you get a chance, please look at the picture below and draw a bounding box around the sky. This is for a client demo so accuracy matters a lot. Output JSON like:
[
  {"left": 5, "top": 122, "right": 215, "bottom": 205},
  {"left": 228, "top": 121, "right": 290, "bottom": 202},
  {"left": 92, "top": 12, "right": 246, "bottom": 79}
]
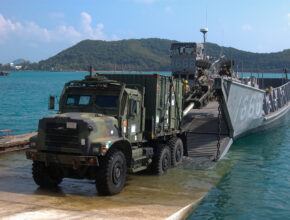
[{"left": 0, "top": 0, "right": 289, "bottom": 64}]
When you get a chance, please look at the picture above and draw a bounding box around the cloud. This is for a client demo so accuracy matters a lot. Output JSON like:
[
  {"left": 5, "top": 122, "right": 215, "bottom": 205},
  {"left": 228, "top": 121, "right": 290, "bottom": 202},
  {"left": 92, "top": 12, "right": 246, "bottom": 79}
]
[
  {"left": 0, "top": 14, "right": 23, "bottom": 42},
  {"left": 81, "top": 12, "right": 106, "bottom": 40},
  {"left": 165, "top": 6, "right": 172, "bottom": 13},
  {"left": 0, "top": 12, "right": 116, "bottom": 45},
  {"left": 287, "top": 13, "right": 290, "bottom": 18},
  {"left": 242, "top": 24, "right": 253, "bottom": 31}
]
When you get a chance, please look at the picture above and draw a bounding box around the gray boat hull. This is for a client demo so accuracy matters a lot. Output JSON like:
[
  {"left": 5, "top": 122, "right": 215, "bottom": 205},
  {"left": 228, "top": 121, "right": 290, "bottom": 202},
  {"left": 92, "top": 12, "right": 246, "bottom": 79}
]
[{"left": 215, "top": 78, "right": 290, "bottom": 140}]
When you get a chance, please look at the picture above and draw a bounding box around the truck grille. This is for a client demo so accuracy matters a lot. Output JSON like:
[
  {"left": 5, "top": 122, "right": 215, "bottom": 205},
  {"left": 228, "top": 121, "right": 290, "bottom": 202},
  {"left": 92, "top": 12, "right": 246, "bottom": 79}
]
[{"left": 45, "top": 122, "right": 80, "bottom": 148}]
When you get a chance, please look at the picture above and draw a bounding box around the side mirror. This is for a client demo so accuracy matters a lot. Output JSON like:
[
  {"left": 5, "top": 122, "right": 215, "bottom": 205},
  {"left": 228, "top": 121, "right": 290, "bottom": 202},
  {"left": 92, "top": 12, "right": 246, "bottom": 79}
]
[{"left": 49, "top": 96, "right": 55, "bottom": 110}]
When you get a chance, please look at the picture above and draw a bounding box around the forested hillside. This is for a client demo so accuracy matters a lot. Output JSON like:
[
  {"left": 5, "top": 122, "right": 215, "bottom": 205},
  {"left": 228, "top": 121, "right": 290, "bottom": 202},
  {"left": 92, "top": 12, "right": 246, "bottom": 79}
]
[{"left": 33, "top": 38, "right": 290, "bottom": 72}]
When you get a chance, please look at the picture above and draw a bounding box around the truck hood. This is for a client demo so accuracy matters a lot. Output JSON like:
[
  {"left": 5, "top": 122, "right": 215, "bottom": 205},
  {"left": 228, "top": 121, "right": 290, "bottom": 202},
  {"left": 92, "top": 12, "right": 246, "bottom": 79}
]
[{"left": 43, "top": 112, "right": 120, "bottom": 141}]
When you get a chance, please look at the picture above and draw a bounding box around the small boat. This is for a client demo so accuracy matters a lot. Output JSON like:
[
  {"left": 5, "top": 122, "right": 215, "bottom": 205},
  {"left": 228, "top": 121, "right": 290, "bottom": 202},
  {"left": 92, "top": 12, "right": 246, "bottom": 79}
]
[{"left": 0, "top": 71, "right": 9, "bottom": 76}]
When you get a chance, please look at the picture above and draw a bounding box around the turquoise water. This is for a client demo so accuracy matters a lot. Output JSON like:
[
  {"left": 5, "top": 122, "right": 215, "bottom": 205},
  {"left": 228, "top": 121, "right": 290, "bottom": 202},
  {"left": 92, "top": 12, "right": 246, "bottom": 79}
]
[
  {"left": 188, "top": 124, "right": 290, "bottom": 220},
  {"left": 0, "top": 71, "right": 87, "bottom": 134},
  {"left": 1, "top": 71, "right": 289, "bottom": 219}
]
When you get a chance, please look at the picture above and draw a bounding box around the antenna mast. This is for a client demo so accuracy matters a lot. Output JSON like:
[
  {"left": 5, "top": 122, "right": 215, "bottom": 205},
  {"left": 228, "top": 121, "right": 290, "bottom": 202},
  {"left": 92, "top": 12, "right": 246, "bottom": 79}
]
[{"left": 200, "top": 27, "right": 208, "bottom": 60}]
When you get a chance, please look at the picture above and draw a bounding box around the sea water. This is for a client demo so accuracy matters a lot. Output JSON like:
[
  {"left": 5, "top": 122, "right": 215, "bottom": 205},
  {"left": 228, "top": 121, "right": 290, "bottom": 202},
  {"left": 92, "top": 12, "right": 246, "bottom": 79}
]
[
  {"left": 0, "top": 71, "right": 289, "bottom": 219},
  {"left": 188, "top": 124, "right": 290, "bottom": 220}
]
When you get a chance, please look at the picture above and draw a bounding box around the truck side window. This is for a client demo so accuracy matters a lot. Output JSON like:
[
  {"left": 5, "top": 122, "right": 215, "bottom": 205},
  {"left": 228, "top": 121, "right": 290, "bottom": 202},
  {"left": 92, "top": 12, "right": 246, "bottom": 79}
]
[{"left": 130, "top": 100, "right": 137, "bottom": 115}]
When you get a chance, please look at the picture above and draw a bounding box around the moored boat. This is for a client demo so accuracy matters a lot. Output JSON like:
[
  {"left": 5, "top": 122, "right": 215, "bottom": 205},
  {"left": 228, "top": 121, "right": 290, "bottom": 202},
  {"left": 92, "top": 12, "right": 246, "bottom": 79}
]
[{"left": 0, "top": 71, "right": 9, "bottom": 76}]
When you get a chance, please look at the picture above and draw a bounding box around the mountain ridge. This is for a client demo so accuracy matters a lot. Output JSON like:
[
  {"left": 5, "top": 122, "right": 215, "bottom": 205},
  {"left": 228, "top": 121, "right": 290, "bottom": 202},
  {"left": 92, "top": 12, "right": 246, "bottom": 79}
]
[{"left": 33, "top": 38, "right": 290, "bottom": 72}]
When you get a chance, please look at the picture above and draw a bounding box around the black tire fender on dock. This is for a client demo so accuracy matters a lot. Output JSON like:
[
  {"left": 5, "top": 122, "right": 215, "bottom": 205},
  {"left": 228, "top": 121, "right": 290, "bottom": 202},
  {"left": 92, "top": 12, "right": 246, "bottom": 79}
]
[
  {"left": 32, "top": 161, "right": 63, "bottom": 188},
  {"left": 96, "top": 148, "right": 127, "bottom": 195},
  {"left": 168, "top": 137, "right": 184, "bottom": 167},
  {"left": 152, "top": 144, "right": 171, "bottom": 175}
]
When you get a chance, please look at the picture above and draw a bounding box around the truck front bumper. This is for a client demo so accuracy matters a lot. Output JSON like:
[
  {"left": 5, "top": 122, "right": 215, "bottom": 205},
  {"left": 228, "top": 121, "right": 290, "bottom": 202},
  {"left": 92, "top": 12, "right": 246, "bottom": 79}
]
[{"left": 26, "top": 150, "right": 99, "bottom": 168}]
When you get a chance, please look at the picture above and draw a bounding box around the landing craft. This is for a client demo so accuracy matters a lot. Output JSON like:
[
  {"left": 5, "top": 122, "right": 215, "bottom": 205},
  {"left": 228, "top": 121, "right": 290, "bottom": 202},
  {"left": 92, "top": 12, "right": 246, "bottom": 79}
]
[{"left": 174, "top": 28, "right": 289, "bottom": 160}]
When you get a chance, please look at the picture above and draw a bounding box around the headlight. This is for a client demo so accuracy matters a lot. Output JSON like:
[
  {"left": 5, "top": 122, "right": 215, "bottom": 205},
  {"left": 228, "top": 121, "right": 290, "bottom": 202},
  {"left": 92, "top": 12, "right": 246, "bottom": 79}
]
[
  {"left": 91, "top": 143, "right": 101, "bottom": 155},
  {"left": 30, "top": 142, "right": 36, "bottom": 148}
]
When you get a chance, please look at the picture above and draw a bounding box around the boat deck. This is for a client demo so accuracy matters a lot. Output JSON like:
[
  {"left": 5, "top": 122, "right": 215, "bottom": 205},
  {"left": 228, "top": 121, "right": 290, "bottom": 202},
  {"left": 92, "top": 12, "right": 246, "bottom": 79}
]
[{"left": 182, "top": 101, "right": 232, "bottom": 161}]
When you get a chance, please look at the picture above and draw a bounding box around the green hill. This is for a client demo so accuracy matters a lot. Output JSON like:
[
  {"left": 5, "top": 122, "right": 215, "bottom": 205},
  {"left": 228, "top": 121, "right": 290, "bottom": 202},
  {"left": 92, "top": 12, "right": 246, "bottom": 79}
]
[{"left": 37, "top": 38, "right": 290, "bottom": 73}]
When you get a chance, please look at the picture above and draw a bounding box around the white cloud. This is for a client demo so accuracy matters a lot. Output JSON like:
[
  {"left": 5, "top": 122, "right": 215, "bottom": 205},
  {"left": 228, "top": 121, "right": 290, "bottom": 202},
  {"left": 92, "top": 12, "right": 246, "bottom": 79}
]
[
  {"left": 287, "top": 13, "right": 290, "bottom": 18},
  {"left": 81, "top": 12, "right": 106, "bottom": 40},
  {"left": 0, "top": 14, "right": 23, "bottom": 42},
  {"left": 165, "top": 6, "right": 172, "bottom": 13},
  {"left": 0, "top": 12, "right": 116, "bottom": 45},
  {"left": 242, "top": 24, "right": 253, "bottom": 31}
]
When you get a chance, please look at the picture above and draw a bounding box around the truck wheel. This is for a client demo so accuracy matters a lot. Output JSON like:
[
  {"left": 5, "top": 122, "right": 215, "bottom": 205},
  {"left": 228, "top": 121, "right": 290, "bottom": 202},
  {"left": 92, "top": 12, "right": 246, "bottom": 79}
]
[
  {"left": 168, "top": 137, "right": 184, "bottom": 167},
  {"left": 96, "top": 149, "right": 127, "bottom": 195},
  {"left": 32, "top": 161, "right": 63, "bottom": 188},
  {"left": 152, "top": 144, "right": 171, "bottom": 175}
]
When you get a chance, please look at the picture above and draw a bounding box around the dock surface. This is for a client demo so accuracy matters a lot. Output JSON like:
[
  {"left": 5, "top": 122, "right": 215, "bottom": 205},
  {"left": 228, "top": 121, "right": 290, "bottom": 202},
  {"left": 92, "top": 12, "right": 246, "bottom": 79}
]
[
  {"left": 0, "top": 132, "right": 37, "bottom": 153},
  {"left": 0, "top": 151, "right": 231, "bottom": 219}
]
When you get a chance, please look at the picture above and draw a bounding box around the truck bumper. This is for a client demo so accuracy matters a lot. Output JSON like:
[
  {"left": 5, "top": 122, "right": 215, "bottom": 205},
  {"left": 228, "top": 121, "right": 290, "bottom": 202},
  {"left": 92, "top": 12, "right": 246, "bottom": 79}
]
[{"left": 26, "top": 150, "right": 99, "bottom": 168}]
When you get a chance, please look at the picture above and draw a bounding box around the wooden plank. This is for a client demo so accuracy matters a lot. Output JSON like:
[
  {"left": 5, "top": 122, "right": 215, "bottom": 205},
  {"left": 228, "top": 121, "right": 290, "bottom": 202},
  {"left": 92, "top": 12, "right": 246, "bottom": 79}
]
[
  {"left": 0, "top": 129, "right": 14, "bottom": 134},
  {"left": 0, "top": 132, "right": 37, "bottom": 154}
]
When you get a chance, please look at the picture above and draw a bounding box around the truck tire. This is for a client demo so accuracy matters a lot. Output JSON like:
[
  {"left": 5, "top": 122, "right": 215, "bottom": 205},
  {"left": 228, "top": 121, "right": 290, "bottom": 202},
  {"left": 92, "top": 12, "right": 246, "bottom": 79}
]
[
  {"left": 168, "top": 137, "right": 184, "bottom": 167},
  {"left": 96, "top": 149, "right": 127, "bottom": 195},
  {"left": 32, "top": 161, "right": 63, "bottom": 188},
  {"left": 152, "top": 144, "right": 171, "bottom": 175}
]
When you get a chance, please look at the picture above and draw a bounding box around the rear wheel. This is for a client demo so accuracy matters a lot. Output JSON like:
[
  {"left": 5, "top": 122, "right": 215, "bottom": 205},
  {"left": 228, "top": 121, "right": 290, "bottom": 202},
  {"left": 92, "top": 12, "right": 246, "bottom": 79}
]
[
  {"left": 168, "top": 137, "right": 184, "bottom": 167},
  {"left": 32, "top": 161, "right": 63, "bottom": 188},
  {"left": 96, "top": 149, "right": 127, "bottom": 195},
  {"left": 152, "top": 144, "right": 171, "bottom": 175}
]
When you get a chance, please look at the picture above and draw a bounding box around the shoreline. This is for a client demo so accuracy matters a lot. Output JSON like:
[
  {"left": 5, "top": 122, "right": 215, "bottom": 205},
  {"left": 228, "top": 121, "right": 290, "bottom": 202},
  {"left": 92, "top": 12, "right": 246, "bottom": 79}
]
[{"left": 0, "top": 151, "right": 231, "bottom": 219}]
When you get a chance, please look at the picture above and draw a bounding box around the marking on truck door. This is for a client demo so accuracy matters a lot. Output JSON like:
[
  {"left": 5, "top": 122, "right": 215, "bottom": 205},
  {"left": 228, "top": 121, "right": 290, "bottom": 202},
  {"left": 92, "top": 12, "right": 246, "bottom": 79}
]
[{"left": 131, "top": 124, "right": 136, "bottom": 133}]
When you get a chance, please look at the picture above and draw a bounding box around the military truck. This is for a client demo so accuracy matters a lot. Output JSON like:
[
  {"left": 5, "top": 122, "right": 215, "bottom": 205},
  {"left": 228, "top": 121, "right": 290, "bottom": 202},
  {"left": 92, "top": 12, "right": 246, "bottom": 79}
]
[{"left": 26, "top": 71, "right": 185, "bottom": 195}]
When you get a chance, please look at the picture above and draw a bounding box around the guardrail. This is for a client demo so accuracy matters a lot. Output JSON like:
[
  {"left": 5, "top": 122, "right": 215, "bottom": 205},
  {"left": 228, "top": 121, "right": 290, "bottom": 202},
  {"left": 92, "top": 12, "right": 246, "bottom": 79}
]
[{"left": 263, "top": 81, "right": 290, "bottom": 115}]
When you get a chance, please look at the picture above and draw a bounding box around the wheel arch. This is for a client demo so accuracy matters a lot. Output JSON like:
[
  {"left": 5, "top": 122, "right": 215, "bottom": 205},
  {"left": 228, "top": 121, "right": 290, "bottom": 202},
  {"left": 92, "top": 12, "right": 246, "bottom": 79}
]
[{"left": 108, "top": 140, "right": 132, "bottom": 167}]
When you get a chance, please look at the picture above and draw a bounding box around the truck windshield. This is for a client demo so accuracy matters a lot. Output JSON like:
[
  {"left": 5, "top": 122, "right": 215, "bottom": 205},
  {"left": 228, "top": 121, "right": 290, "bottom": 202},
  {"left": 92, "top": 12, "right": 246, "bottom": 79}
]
[
  {"left": 95, "top": 95, "right": 118, "bottom": 108},
  {"left": 66, "top": 95, "right": 91, "bottom": 106}
]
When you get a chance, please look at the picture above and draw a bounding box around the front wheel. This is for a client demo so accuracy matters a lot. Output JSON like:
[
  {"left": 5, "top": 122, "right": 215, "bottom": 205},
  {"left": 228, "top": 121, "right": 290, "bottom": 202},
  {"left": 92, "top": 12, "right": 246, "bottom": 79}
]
[
  {"left": 32, "top": 161, "right": 63, "bottom": 188},
  {"left": 96, "top": 149, "right": 127, "bottom": 195}
]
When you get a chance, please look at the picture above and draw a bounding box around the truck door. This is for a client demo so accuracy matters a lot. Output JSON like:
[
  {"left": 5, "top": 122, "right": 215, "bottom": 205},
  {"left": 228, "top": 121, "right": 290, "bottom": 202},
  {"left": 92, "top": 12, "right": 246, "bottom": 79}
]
[{"left": 127, "top": 95, "right": 142, "bottom": 143}]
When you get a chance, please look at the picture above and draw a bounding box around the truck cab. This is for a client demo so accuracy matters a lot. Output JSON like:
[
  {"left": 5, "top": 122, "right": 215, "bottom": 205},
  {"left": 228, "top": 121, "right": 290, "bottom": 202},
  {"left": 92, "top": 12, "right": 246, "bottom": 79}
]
[{"left": 27, "top": 74, "right": 145, "bottom": 195}]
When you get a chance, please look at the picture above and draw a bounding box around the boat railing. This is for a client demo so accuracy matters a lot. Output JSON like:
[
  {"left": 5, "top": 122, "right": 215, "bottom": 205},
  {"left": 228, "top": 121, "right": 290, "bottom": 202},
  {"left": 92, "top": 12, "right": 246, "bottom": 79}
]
[{"left": 263, "top": 81, "right": 290, "bottom": 115}]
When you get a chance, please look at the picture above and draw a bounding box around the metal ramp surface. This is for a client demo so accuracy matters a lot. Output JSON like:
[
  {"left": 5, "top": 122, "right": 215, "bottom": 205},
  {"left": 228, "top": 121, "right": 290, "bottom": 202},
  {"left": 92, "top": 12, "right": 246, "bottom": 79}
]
[{"left": 182, "top": 101, "right": 233, "bottom": 161}]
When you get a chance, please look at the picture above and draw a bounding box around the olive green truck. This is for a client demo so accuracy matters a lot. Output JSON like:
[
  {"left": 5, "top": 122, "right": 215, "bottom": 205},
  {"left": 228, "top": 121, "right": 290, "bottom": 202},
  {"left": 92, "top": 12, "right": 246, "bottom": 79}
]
[{"left": 26, "top": 73, "right": 186, "bottom": 195}]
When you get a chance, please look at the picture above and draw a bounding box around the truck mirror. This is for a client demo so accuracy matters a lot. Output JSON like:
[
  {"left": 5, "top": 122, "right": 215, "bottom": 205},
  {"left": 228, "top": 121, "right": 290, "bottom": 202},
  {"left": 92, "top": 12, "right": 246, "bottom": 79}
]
[{"left": 49, "top": 96, "right": 55, "bottom": 110}]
